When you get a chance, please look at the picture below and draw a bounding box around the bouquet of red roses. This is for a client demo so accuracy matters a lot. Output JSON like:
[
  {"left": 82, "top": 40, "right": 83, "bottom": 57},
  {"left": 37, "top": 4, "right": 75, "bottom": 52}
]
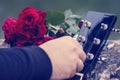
[
  {"left": 2, "top": 6, "right": 82, "bottom": 47},
  {"left": 2, "top": 6, "right": 56, "bottom": 47}
]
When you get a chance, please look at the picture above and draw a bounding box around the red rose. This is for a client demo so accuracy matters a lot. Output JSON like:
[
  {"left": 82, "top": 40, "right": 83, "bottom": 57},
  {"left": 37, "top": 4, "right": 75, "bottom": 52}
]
[
  {"left": 78, "top": 21, "right": 83, "bottom": 29},
  {"left": 15, "top": 6, "right": 47, "bottom": 46},
  {"left": 2, "top": 18, "right": 17, "bottom": 45},
  {"left": 2, "top": 6, "right": 55, "bottom": 47}
]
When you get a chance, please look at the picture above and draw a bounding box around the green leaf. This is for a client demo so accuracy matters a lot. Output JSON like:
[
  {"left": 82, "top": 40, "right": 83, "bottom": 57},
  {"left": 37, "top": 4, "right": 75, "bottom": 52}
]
[{"left": 46, "top": 11, "right": 65, "bottom": 26}]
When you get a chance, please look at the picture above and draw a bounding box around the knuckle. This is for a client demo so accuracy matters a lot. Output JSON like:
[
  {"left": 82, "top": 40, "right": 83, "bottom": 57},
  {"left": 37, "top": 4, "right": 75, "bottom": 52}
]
[{"left": 71, "top": 46, "right": 79, "bottom": 52}]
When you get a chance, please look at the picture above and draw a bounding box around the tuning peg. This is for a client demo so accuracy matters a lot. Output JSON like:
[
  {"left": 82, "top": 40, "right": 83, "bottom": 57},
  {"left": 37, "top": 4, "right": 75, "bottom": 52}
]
[
  {"left": 101, "top": 23, "right": 108, "bottom": 30},
  {"left": 78, "top": 35, "right": 86, "bottom": 42},
  {"left": 112, "top": 28, "right": 120, "bottom": 33},
  {"left": 87, "top": 53, "right": 94, "bottom": 60},
  {"left": 84, "top": 20, "right": 92, "bottom": 28},
  {"left": 93, "top": 38, "right": 101, "bottom": 45}
]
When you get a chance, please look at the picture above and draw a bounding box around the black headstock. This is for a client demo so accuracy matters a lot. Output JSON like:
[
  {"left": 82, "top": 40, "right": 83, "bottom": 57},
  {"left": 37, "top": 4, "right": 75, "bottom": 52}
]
[{"left": 70, "top": 11, "right": 117, "bottom": 80}]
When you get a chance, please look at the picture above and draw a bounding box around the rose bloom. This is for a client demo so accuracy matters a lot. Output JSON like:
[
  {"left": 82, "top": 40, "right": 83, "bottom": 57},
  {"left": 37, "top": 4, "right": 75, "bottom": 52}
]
[
  {"left": 14, "top": 6, "right": 47, "bottom": 46},
  {"left": 2, "top": 6, "right": 55, "bottom": 47},
  {"left": 2, "top": 18, "right": 17, "bottom": 46},
  {"left": 78, "top": 21, "right": 83, "bottom": 29}
]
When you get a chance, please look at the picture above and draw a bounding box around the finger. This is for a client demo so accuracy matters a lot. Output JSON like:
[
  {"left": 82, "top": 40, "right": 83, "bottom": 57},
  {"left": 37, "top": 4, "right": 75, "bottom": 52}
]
[
  {"left": 72, "top": 39, "right": 83, "bottom": 49},
  {"left": 78, "top": 48, "right": 86, "bottom": 62},
  {"left": 74, "top": 47, "right": 86, "bottom": 62},
  {"left": 62, "top": 36, "right": 86, "bottom": 62},
  {"left": 71, "top": 37, "right": 86, "bottom": 62},
  {"left": 76, "top": 58, "right": 84, "bottom": 72}
]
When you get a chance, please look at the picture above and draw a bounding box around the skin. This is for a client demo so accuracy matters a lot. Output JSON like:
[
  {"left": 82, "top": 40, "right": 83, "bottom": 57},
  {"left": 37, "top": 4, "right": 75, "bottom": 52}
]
[{"left": 40, "top": 36, "right": 86, "bottom": 80}]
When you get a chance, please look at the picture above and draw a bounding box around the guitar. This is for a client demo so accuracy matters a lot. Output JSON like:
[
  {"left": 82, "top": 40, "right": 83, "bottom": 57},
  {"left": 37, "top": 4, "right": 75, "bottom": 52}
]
[{"left": 69, "top": 11, "right": 117, "bottom": 80}]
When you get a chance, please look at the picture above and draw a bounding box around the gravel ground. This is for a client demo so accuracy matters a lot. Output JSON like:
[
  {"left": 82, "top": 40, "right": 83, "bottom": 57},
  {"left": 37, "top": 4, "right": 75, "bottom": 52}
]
[
  {"left": 0, "top": 39, "right": 120, "bottom": 80},
  {"left": 86, "top": 40, "right": 120, "bottom": 80}
]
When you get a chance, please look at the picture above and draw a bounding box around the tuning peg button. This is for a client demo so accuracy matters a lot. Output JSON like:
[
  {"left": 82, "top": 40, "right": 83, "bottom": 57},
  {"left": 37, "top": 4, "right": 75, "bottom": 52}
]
[
  {"left": 112, "top": 28, "right": 120, "bottom": 33},
  {"left": 78, "top": 35, "right": 86, "bottom": 42},
  {"left": 84, "top": 20, "right": 92, "bottom": 28},
  {"left": 101, "top": 23, "right": 108, "bottom": 30},
  {"left": 93, "top": 38, "right": 101, "bottom": 45},
  {"left": 87, "top": 53, "right": 94, "bottom": 60}
]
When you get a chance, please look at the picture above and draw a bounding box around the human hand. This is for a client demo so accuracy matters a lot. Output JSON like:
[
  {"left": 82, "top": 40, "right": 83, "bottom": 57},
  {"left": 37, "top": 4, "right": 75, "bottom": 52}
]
[{"left": 39, "top": 36, "right": 86, "bottom": 80}]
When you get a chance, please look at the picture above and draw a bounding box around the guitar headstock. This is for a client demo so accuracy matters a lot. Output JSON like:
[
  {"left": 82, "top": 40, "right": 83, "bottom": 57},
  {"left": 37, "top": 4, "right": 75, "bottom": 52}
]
[{"left": 71, "top": 11, "right": 117, "bottom": 80}]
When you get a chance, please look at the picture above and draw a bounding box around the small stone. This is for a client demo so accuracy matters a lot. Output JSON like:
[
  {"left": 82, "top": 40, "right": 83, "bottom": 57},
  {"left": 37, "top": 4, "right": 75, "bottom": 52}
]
[
  {"left": 107, "top": 43, "right": 115, "bottom": 49},
  {"left": 111, "top": 78, "right": 119, "bottom": 80},
  {"left": 100, "top": 57, "right": 107, "bottom": 61}
]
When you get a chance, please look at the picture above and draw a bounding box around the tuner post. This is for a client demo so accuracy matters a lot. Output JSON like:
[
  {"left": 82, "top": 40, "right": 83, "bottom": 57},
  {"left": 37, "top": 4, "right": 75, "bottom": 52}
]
[
  {"left": 78, "top": 35, "right": 86, "bottom": 42},
  {"left": 84, "top": 20, "right": 92, "bottom": 28},
  {"left": 93, "top": 38, "right": 101, "bottom": 45},
  {"left": 87, "top": 53, "right": 94, "bottom": 60},
  {"left": 112, "top": 28, "right": 120, "bottom": 33},
  {"left": 101, "top": 23, "right": 108, "bottom": 30}
]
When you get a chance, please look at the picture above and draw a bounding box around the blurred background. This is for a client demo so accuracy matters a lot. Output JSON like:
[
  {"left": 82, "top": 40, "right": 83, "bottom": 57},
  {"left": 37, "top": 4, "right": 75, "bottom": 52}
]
[{"left": 0, "top": 0, "right": 120, "bottom": 39}]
